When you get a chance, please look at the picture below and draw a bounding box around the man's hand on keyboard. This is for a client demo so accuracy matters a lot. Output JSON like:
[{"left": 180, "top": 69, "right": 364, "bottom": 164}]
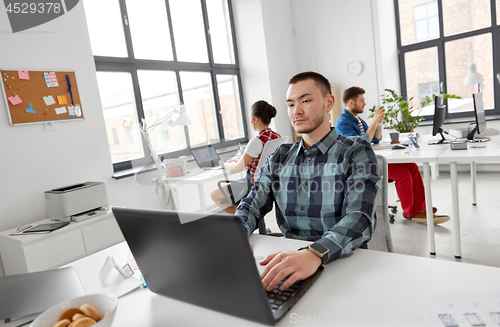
[{"left": 259, "top": 250, "right": 321, "bottom": 291}]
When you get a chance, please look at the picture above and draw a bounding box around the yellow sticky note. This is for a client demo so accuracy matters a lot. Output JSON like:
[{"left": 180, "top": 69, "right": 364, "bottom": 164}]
[{"left": 57, "top": 95, "right": 68, "bottom": 105}]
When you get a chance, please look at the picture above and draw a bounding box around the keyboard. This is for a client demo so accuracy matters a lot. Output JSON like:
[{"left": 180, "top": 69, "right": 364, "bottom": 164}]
[{"left": 266, "top": 279, "right": 302, "bottom": 311}]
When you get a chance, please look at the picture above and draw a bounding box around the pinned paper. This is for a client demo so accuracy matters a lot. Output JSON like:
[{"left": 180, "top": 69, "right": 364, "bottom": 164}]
[
  {"left": 25, "top": 104, "right": 35, "bottom": 114},
  {"left": 44, "top": 72, "right": 59, "bottom": 87},
  {"left": 57, "top": 95, "right": 68, "bottom": 105},
  {"left": 43, "top": 95, "right": 56, "bottom": 106},
  {"left": 68, "top": 104, "right": 81, "bottom": 117},
  {"left": 8, "top": 95, "right": 22, "bottom": 105},
  {"left": 55, "top": 107, "right": 67, "bottom": 115},
  {"left": 18, "top": 71, "right": 29, "bottom": 80}
]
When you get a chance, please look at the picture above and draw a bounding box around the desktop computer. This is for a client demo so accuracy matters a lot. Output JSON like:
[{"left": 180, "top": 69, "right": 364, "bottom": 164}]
[
  {"left": 465, "top": 92, "right": 490, "bottom": 143},
  {"left": 428, "top": 94, "right": 452, "bottom": 145}
]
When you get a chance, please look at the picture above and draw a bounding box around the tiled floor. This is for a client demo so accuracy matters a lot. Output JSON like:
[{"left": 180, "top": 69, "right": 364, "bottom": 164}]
[{"left": 262, "top": 170, "right": 500, "bottom": 268}]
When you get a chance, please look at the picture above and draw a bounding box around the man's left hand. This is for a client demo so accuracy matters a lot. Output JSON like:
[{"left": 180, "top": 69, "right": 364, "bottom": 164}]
[{"left": 259, "top": 250, "right": 322, "bottom": 291}]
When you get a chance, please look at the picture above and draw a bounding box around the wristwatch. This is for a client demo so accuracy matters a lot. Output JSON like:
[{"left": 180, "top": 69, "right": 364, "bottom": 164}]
[{"left": 299, "top": 243, "right": 329, "bottom": 265}]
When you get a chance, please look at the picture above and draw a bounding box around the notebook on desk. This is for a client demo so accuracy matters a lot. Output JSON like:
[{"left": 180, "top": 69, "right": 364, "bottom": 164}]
[{"left": 112, "top": 207, "right": 323, "bottom": 326}]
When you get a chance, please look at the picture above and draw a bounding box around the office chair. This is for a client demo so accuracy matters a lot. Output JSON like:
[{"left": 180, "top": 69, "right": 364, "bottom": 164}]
[
  {"left": 217, "top": 136, "right": 289, "bottom": 213},
  {"left": 367, "top": 155, "right": 394, "bottom": 253},
  {"left": 388, "top": 179, "right": 397, "bottom": 223}
]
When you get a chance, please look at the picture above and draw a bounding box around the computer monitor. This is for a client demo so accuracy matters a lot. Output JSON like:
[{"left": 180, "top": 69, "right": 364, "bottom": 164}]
[
  {"left": 466, "top": 92, "right": 489, "bottom": 142},
  {"left": 429, "top": 94, "right": 452, "bottom": 145}
]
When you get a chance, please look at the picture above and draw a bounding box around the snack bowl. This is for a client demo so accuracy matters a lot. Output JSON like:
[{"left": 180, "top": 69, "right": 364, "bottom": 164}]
[{"left": 31, "top": 293, "right": 117, "bottom": 327}]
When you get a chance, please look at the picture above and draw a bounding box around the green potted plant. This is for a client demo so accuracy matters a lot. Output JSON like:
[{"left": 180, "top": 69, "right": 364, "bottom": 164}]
[{"left": 369, "top": 89, "right": 460, "bottom": 133}]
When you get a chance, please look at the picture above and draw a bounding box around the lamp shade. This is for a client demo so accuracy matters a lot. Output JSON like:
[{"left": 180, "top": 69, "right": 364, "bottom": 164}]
[
  {"left": 463, "top": 63, "right": 485, "bottom": 85},
  {"left": 173, "top": 105, "right": 191, "bottom": 126}
]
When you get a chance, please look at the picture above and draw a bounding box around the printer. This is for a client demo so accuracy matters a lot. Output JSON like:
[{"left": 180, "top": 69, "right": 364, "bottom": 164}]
[{"left": 45, "top": 182, "right": 109, "bottom": 222}]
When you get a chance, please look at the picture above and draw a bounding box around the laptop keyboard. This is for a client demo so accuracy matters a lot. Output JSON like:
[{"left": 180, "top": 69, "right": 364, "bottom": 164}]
[{"left": 266, "top": 279, "right": 302, "bottom": 311}]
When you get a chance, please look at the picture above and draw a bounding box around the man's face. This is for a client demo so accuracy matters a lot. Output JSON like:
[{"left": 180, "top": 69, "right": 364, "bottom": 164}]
[
  {"left": 350, "top": 94, "right": 366, "bottom": 115},
  {"left": 286, "top": 79, "right": 329, "bottom": 134}
]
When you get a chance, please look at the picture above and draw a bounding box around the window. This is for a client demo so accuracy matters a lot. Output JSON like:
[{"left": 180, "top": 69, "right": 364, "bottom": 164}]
[
  {"left": 83, "top": 0, "right": 247, "bottom": 173},
  {"left": 112, "top": 129, "right": 119, "bottom": 145},
  {"left": 418, "top": 81, "right": 440, "bottom": 104},
  {"left": 414, "top": 1, "right": 439, "bottom": 42},
  {"left": 395, "top": 0, "right": 500, "bottom": 123}
]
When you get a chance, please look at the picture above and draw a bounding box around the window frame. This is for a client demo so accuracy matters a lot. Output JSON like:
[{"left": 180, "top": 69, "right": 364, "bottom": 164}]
[
  {"left": 91, "top": 0, "right": 248, "bottom": 173},
  {"left": 394, "top": 0, "right": 500, "bottom": 125}
]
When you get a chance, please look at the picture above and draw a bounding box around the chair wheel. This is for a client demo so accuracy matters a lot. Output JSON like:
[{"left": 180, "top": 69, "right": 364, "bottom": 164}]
[
  {"left": 389, "top": 214, "right": 395, "bottom": 224},
  {"left": 391, "top": 208, "right": 397, "bottom": 214}
]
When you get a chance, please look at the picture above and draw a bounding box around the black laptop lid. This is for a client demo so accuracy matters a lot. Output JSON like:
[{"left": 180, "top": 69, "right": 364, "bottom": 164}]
[
  {"left": 190, "top": 145, "right": 220, "bottom": 168},
  {"left": 112, "top": 207, "right": 275, "bottom": 325}
]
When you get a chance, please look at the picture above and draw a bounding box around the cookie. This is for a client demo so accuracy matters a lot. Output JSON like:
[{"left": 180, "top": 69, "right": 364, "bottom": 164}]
[
  {"left": 80, "top": 304, "right": 100, "bottom": 322},
  {"left": 53, "top": 319, "right": 71, "bottom": 327},
  {"left": 72, "top": 317, "right": 97, "bottom": 327},
  {"left": 59, "top": 308, "right": 82, "bottom": 321},
  {"left": 72, "top": 313, "right": 88, "bottom": 321}
]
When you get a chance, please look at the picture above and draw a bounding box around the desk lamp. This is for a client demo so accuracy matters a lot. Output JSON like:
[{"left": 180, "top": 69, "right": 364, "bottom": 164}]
[
  {"left": 140, "top": 104, "right": 191, "bottom": 209},
  {"left": 463, "top": 62, "right": 484, "bottom": 93}
]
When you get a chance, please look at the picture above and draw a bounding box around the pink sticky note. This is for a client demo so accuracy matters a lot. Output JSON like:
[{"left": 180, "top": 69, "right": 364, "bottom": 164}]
[
  {"left": 18, "top": 71, "right": 29, "bottom": 80},
  {"left": 8, "top": 95, "right": 22, "bottom": 106}
]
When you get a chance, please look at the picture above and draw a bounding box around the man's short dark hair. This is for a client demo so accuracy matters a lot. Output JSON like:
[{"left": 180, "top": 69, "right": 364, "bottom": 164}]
[
  {"left": 289, "top": 72, "right": 331, "bottom": 97},
  {"left": 343, "top": 86, "right": 365, "bottom": 105}
]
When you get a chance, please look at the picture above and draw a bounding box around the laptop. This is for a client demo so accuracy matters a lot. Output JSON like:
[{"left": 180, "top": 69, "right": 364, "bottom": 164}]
[
  {"left": 112, "top": 207, "right": 323, "bottom": 325},
  {"left": 190, "top": 145, "right": 222, "bottom": 169},
  {"left": 0, "top": 267, "right": 85, "bottom": 322}
]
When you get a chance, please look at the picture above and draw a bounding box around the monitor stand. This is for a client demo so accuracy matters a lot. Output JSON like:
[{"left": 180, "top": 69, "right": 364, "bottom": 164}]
[
  {"left": 466, "top": 127, "right": 490, "bottom": 143},
  {"left": 428, "top": 130, "right": 452, "bottom": 145},
  {"left": 467, "top": 137, "right": 490, "bottom": 143}
]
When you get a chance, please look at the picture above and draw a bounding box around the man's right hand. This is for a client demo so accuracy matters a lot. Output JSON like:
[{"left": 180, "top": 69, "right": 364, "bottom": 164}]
[{"left": 373, "top": 106, "right": 385, "bottom": 124}]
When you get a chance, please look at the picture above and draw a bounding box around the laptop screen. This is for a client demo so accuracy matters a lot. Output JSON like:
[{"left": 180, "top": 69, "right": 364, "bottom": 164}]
[{"left": 191, "top": 145, "right": 220, "bottom": 168}]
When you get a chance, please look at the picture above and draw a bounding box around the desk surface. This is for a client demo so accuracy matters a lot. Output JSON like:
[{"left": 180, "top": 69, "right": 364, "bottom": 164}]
[
  {"left": 373, "top": 134, "right": 500, "bottom": 164},
  {"left": 65, "top": 235, "right": 500, "bottom": 326},
  {"left": 436, "top": 135, "right": 500, "bottom": 163},
  {"left": 372, "top": 135, "right": 449, "bottom": 163}
]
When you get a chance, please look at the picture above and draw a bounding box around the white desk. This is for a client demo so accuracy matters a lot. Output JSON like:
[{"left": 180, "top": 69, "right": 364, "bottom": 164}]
[
  {"left": 65, "top": 235, "right": 500, "bottom": 326},
  {"left": 375, "top": 135, "right": 500, "bottom": 258},
  {"left": 168, "top": 168, "right": 245, "bottom": 213},
  {"left": 436, "top": 135, "right": 500, "bottom": 258},
  {"left": 373, "top": 136, "right": 449, "bottom": 255},
  {"left": 134, "top": 167, "right": 245, "bottom": 213}
]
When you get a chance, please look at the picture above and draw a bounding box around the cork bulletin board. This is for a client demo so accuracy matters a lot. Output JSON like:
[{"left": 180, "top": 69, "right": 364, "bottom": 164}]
[{"left": 1, "top": 69, "right": 84, "bottom": 125}]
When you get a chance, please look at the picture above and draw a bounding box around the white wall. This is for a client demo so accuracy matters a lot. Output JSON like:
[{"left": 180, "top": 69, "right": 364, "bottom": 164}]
[
  {"left": 232, "top": 0, "right": 296, "bottom": 140},
  {"left": 290, "top": 0, "right": 382, "bottom": 120}
]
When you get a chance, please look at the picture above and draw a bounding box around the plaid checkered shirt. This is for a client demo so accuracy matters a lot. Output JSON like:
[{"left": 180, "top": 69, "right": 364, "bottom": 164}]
[
  {"left": 235, "top": 128, "right": 381, "bottom": 263},
  {"left": 246, "top": 128, "right": 281, "bottom": 185}
]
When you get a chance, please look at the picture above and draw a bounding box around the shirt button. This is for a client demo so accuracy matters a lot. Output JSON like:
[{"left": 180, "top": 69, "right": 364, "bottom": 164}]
[{"left": 300, "top": 206, "right": 305, "bottom": 210}]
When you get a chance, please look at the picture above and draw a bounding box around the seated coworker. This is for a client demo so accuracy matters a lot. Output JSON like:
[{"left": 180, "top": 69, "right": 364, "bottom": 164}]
[
  {"left": 235, "top": 72, "right": 381, "bottom": 292},
  {"left": 210, "top": 100, "right": 280, "bottom": 214},
  {"left": 335, "top": 86, "right": 450, "bottom": 224}
]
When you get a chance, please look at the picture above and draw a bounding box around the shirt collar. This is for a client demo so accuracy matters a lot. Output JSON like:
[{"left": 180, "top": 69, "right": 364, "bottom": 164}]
[
  {"left": 297, "top": 127, "right": 339, "bottom": 156},
  {"left": 343, "top": 108, "right": 359, "bottom": 122},
  {"left": 258, "top": 128, "right": 271, "bottom": 136}
]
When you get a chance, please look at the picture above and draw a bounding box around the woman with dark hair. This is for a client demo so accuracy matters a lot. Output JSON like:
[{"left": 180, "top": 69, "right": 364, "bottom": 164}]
[{"left": 210, "top": 100, "right": 281, "bottom": 214}]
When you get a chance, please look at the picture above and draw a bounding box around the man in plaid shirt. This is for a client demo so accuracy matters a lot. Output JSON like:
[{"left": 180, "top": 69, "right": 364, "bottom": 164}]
[{"left": 235, "top": 72, "right": 381, "bottom": 292}]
